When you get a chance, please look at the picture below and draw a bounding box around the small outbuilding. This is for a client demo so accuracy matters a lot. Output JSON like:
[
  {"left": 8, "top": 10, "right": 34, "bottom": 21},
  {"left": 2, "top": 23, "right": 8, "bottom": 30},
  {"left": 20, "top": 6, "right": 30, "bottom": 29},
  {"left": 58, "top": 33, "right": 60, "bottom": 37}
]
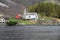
[{"left": 15, "top": 14, "right": 22, "bottom": 19}]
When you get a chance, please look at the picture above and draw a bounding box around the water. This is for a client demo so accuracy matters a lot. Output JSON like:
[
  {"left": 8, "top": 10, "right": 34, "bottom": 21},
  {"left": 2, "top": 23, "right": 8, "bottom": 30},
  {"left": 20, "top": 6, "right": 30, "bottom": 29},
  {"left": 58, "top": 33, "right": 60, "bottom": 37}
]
[{"left": 0, "top": 26, "right": 60, "bottom": 40}]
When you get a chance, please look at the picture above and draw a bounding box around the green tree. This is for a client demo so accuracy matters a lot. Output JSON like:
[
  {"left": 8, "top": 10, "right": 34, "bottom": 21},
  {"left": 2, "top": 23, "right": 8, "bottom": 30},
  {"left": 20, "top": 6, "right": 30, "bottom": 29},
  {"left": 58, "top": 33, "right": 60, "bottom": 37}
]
[{"left": 27, "top": 2, "right": 60, "bottom": 18}]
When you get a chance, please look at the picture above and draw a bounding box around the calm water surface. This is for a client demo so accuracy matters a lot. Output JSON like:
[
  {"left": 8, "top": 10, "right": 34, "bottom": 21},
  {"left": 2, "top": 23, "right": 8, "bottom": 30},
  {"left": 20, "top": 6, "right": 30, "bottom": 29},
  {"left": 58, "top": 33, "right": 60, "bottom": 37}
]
[{"left": 0, "top": 26, "right": 60, "bottom": 40}]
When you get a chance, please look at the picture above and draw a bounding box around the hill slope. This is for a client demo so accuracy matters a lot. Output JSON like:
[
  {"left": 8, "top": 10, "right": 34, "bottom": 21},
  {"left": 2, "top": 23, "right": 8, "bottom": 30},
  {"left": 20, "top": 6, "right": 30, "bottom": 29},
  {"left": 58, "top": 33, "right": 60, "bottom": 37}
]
[{"left": 0, "top": 0, "right": 60, "bottom": 17}]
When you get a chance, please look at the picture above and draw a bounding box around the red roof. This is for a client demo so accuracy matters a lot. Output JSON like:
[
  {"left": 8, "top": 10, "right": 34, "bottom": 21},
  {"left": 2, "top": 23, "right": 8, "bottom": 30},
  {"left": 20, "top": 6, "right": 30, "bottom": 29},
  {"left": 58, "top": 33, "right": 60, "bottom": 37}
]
[{"left": 15, "top": 14, "right": 22, "bottom": 19}]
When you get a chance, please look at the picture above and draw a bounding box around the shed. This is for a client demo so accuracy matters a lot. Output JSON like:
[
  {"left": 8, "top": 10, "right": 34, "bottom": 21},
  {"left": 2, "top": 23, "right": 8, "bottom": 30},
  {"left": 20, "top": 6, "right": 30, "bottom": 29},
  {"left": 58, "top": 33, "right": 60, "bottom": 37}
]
[{"left": 15, "top": 14, "right": 22, "bottom": 19}]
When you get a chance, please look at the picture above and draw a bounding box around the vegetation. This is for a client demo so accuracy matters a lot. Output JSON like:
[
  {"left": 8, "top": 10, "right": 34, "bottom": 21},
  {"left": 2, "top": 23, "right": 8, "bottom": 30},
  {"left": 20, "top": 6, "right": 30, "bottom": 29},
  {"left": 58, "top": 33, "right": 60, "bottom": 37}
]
[
  {"left": 6, "top": 19, "right": 17, "bottom": 26},
  {"left": 17, "top": 19, "right": 37, "bottom": 25},
  {"left": 27, "top": 2, "right": 60, "bottom": 18}
]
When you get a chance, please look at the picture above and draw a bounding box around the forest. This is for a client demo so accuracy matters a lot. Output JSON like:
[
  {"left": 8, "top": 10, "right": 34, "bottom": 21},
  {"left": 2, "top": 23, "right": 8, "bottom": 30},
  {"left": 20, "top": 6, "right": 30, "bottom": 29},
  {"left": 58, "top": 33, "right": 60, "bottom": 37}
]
[{"left": 28, "top": 2, "right": 60, "bottom": 18}]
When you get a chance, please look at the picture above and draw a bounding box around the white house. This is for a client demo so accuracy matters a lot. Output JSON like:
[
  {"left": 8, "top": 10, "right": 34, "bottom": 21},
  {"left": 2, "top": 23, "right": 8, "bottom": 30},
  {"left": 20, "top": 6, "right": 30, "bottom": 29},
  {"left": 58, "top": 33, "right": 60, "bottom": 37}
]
[
  {"left": 23, "top": 8, "right": 38, "bottom": 20},
  {"left": 0, "top": 17, "right": 5, "bottom": 23},
  {"left": 0, "top": 14, "right": 5, "bottom": 23}
]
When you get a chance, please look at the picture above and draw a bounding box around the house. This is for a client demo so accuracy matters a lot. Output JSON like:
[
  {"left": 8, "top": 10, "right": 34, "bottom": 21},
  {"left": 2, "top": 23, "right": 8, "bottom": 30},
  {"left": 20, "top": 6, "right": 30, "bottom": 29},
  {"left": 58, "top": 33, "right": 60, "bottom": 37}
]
[
  {"left": 23, "top": 8, "right": 38, "bottom": 20},
  {"left": 23, "top": 13, "right": 38, "bottom": 20},
  {"left": 0, "top": 17, "right": 5, "bottom": 23},
  {"left": 0, "top": 14, "right": 6, "bottom": 23}
]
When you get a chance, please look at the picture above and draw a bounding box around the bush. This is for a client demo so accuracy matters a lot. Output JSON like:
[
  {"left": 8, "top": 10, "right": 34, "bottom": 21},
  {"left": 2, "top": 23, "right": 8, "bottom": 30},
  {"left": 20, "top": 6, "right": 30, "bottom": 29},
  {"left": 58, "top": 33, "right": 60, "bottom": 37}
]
[{"left": 6, "top": 19, "right": 17, "bottom": 26}]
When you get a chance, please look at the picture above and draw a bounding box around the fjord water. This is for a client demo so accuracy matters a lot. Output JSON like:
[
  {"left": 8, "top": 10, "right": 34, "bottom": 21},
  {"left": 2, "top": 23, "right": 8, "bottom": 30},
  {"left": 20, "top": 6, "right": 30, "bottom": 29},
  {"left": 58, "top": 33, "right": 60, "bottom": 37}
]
[{"left": 0, "top": 26, "right": 60, "bottom": 40}]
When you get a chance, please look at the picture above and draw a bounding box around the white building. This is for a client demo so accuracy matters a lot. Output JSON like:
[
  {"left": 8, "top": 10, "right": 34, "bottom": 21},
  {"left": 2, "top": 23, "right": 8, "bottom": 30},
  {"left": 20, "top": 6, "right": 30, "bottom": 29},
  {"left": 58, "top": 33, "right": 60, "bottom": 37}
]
[
  {"left": 0, "top": 17, "right": 5, "bottom": 23},
  {"left": 0, "top": 14, "right": 5, "bottom": 23},
  {"left": 23, "top": 8, "right": 38, "bottom": 20}
]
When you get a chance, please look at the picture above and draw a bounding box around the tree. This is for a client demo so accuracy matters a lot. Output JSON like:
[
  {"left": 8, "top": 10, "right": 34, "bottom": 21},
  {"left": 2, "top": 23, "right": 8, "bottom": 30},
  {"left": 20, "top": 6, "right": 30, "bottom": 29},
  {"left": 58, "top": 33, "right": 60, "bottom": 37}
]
[{"left": 27, "top": 2, "right": 60, "bottom": 18}]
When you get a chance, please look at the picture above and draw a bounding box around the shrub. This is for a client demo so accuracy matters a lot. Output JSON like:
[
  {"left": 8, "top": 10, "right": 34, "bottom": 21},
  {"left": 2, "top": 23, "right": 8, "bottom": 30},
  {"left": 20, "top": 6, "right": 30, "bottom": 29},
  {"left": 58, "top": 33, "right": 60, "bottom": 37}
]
[{"left": 6, "top": 19, "right": 17, "bottom": 26}]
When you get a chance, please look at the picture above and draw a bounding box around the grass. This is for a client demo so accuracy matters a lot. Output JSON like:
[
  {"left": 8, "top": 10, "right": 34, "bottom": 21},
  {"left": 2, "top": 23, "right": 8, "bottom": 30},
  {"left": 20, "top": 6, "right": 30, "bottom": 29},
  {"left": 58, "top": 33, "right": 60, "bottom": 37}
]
[
  {"left": 9, "top": 15, "right": 59, "bottom": 25},
  {"left": 9, "top": 18, "right": 38, "bottom": 25},
  {"left": 38, "top": 15, "right": 53, "bottom": 21},
  {"left": 6, "top": 18, "right": 17, "bottom": 26},
  {"left": 17, "top": 19, "right": 37, "bottom": 25},
  {"left": 43, "top": 17, "right": 53, "bottom": 20},
  {"left": 39, "top": 14, "right": 55, "bottom": 20}
]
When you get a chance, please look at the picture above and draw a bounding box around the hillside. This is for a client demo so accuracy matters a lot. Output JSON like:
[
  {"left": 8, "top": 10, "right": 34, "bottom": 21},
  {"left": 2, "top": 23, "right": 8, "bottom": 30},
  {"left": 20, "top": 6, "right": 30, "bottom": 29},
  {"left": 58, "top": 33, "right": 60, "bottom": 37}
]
[{"left": 0, "top": 0, "right": 60, "bottom": 17}]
